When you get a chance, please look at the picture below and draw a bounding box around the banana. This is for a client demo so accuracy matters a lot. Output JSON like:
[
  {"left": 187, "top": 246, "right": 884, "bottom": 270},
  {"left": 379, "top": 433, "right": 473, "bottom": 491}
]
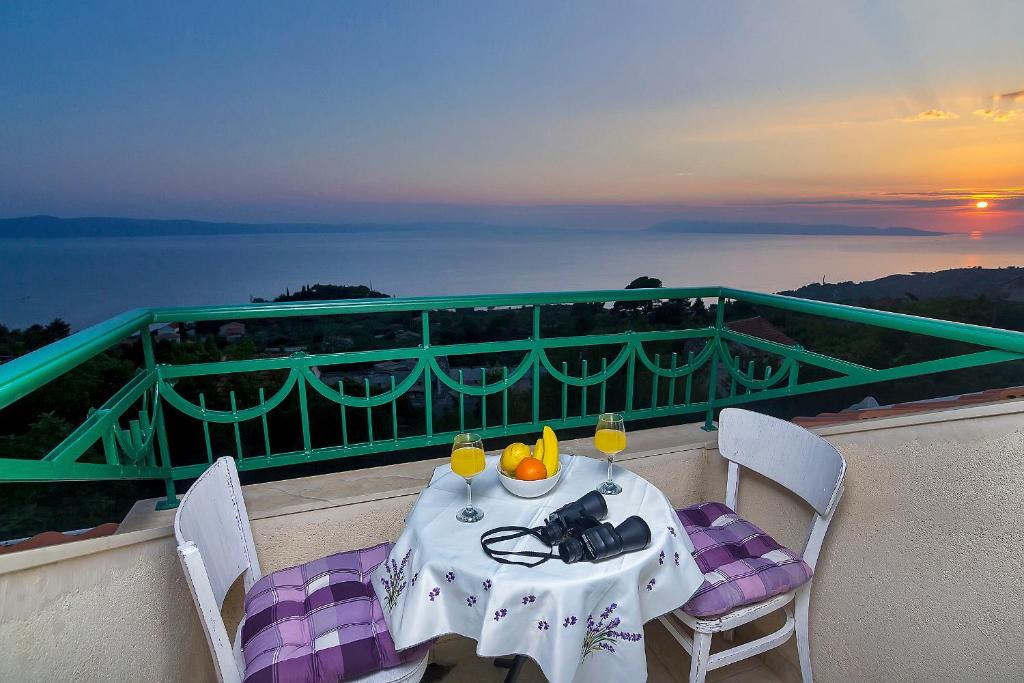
[
  {"left": 541, "top": 426, "right": 559, "bottom": 477},
  {"left": 533, "top": 438, "right": 545, "bottom": 471}
]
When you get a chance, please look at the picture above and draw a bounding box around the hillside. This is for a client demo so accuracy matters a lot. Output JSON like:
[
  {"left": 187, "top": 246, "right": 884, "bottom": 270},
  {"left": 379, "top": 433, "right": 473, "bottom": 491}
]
[{"left": 780, "top": 266, "right": 1024, "bottom": 302}]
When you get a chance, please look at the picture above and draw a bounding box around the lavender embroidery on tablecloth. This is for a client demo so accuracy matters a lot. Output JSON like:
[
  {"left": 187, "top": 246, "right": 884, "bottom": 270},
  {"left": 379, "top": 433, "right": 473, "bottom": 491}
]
[
  {"left": 428, "top": 587, "right": 440, "bottom": 602},
  {"left": 667, "top": 526, "right": 677, "bottom": 537},
  {"left": 673, "top": 552, "right": 680, "bottom": 566},
  {"left": 466, "top": 595, "right": 477, "bottom": 606},
  {"left": 580, "top": 603, "right": 642, "bottom": 660},
  {"left": 646, "top": 578, "right": 656, "bottom": 591},
  {"left": 493, "top": 608, "right": 508, "bottom": 621},
  {"left": 658, "top": 550, "right": 665, "bottom": 565},
  {"left": 482, "top": 579, "right": 492, "bottom": 591},
  {"left": 380, "top": 548, "right": 412, "bottom": 610},
  {"left": 562, "top": 616, "right": 578, "bottom": 628},
  {"left": 521, "top": 594, "right": 536, "bottom": 605},
  {"left": 445, "top": 570, "right": 456, "bottom": 583},
  {"left": 537, "top": 620, "right": 550, "bottom": 630}
]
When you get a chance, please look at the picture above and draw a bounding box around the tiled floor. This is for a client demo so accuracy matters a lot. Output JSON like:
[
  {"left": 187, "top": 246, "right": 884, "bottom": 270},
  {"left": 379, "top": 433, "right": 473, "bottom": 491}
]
[{"left": 426, "top": 620, "right": 783, "bottom": 683}]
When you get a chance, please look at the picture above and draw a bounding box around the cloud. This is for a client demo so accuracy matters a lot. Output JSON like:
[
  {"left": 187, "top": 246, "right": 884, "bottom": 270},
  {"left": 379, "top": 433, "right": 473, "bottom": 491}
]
[
  {"left": 772, "top": 189, "right": 1024, "bottom": 211},
  {"left": 999, "top": 89, "right": 1024, "bottom": 101},
  {"left": 973, "top": 108, "right": 1024, "bottom": 122},
  {"left": 900, "top": 109, "right": 960, "bottom": 122}
]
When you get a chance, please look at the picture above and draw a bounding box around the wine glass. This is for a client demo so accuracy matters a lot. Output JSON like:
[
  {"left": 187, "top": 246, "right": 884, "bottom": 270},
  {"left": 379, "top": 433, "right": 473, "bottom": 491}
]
[
  {"left": 451, "top": 432, "right": 486, "bottom": 522},
  {"left": 594, "top": 413, "right": 626, "bottom": 495}
]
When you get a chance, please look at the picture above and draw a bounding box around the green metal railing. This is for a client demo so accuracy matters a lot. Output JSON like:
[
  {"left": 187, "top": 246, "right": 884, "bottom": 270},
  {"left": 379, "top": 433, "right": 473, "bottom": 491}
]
[{"left": 2, "top": 286, "right": 1023, "bottom": 509}]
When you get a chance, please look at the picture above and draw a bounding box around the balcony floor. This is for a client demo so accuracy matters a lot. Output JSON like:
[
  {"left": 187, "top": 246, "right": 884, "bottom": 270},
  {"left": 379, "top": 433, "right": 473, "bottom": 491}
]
[{"left": 428, "top": 620, "right": 783, "bottom": 683}]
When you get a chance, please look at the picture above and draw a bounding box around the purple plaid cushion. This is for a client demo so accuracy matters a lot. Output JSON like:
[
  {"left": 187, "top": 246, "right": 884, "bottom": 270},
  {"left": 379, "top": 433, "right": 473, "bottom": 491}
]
[
  {"left": 241, "top": 543, "right": 431, "bottom": 683},
  {"left": 676, "top": 502, "right": 812, "bottom": 618}
]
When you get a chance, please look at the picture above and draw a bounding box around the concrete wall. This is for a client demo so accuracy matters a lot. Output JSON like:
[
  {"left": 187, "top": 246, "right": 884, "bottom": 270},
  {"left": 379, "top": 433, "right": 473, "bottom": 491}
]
[{"left": 708, "top": 401, "right": 1024, "bottom": 683}]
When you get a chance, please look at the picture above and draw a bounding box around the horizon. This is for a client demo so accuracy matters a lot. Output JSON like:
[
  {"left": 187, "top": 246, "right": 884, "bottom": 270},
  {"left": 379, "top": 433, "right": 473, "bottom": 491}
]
[
  {"left": 0, "top": 212, "right": 956, "bottom": 234},
  {"left": 2, "top": 2, "right": 1023, "bottom": 233}
]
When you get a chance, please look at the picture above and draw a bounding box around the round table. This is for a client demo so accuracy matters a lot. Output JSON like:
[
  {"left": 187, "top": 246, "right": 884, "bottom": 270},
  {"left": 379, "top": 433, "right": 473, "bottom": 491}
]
[{"left": 370, "top": 454, "right": 705, "bottom": 683}]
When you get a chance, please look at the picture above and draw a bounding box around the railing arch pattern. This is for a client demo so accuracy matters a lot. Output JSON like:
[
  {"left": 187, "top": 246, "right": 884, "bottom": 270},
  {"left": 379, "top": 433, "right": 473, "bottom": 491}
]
[{"left": 2, "top": 286, "right": 1023, "bottom": 510}]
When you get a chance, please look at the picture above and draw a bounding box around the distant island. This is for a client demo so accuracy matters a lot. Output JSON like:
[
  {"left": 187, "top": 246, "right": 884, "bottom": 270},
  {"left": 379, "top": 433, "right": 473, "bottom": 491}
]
[
  {"left": 0, "top": 215, "right": 555, "bottom": 239},
  {"left": 1, "top": 214, "right": 947, "bottom": 238},
  {"left": 649, "top": 220, "right": 945, "bottom": 237}
]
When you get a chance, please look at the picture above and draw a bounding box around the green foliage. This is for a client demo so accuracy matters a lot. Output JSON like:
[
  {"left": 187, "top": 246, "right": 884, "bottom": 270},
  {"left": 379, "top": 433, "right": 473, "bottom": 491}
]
[
  {"left": 0, "top": 319, "right": 70, "bottom": 358},
  {"left": 614, "top": 276, "right": 663, "bottom": 315},
  {"left": 274, "top": 283, "right": 388, "bottom": 302}
]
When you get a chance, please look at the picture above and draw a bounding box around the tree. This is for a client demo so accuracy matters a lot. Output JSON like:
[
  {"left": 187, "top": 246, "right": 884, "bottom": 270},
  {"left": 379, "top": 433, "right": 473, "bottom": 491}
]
[
  {"left": 626, "top": 276, "right": 663, "bottom": 290},
  {"left": 614, "top": 276, "right": 664, "bottom": 315},
  {"left": 273, "top": 283, "right": 388, "bottom": 302}
]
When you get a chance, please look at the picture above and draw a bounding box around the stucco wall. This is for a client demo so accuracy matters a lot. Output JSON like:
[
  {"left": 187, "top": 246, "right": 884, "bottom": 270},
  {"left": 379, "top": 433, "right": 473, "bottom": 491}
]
[
  {"left": 0, "top": 529, "right": 215, "bottom": 682},
  {"left": 7, "top": 403, "right": 1019, "bottom": 682},
  {"left": 706, "top": 402, "right": 1024, "bottom": 683}
]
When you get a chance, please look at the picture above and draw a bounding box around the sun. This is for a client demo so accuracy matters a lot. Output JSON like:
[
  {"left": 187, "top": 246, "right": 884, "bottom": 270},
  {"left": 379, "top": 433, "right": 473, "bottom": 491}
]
[{"left": 975, "top": 200, "right": 989, "bottom": 209}]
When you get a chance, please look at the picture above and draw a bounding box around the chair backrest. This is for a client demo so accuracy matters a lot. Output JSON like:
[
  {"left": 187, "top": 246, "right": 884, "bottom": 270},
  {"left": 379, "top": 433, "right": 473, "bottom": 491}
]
[
  {"left": 718, "top": 408, "right": 846, "bottom": 568},
  {"left": 174, "top": 457, "right": 261, "bottom": 683}
]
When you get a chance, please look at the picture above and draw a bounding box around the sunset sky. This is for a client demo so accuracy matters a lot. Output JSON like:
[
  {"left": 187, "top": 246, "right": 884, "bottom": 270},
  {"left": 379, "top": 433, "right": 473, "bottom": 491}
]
[{"left": 1, "top": 1, "right": 1022, "bottom": 232}]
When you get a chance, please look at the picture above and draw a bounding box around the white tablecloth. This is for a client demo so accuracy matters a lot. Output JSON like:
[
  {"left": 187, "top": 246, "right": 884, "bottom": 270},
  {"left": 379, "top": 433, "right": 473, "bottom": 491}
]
[{"left": 370, "top": 454, "right": 705, "bottom": 683}]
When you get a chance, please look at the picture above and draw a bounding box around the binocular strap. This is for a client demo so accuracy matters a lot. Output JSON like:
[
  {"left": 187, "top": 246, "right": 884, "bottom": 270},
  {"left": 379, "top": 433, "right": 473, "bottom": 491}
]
[{"left": 480, "top": 526, "right": 555, "bottom": 567}]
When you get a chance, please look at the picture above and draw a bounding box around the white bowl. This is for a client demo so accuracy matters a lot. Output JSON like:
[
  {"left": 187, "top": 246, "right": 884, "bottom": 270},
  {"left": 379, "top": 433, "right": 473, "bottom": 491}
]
[{"left": 496, "top": 455, "right": 563, "bottom": 498}]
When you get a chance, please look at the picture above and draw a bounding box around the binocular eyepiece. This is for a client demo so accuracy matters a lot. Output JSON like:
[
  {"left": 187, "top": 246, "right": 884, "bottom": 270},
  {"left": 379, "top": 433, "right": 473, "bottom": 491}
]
[
  {"left": 558, "top": 515, "right": 652, "bottom": 564},
  {"left": 537, "top": 490, "right": 608, "bottom": 545}
]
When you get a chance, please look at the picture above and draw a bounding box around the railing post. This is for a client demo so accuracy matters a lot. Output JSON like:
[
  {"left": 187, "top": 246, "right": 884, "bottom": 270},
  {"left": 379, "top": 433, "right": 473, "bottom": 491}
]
[
  {"left": 422, "top": 311, "right": 433, "bottom": 438},
  {"left": 532, "top": 305, "right": 541, "bottom": 424},
  {"left": 143, "top": 324, "right": 180, "bottom": 510},
  {"left": 703, "top": 296, "right": 726, "bottom": 432},
  {"left": 625, "top": 337, "right": 636, "bottom": 414},
  {"left": 154, "top": 407, "right": 179, "bottom": 510}
]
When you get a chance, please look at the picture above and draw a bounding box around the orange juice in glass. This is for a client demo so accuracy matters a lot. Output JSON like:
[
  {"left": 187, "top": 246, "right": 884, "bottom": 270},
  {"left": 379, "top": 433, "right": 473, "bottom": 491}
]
[
  {"left": 594, "top": 413, "right": 625, "bottom": 495},
  {"left": 452, "top": 433, "right": 486, "bottom": 522}
]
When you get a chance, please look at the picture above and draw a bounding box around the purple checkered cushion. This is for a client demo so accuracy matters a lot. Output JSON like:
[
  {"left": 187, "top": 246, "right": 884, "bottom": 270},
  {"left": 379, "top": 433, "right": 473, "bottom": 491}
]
[
  {"left": 676, "top": 502, "right": 812, "bottom": 618},
  {"left": 241, "top": 542, "right": 431, "bottom": 683}
]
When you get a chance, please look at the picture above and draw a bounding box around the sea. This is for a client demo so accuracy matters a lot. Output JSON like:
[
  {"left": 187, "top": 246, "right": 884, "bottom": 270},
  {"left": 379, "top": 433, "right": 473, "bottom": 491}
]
[{"left": 2, "top": 229, "right": 1024, "bottom": 329}]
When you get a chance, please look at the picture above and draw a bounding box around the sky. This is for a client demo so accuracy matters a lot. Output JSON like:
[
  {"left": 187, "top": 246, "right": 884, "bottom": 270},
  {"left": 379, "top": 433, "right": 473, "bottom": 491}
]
[{"left": 1, "top": 1, "right": 1022, "bottom": 232}]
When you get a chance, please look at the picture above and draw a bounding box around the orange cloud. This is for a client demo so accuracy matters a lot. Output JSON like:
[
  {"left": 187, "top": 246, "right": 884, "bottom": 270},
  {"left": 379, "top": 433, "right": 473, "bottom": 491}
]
[
  {"left": 999, "top": 89, "right": 1024, "bottom": 101},
  {"left": 973, "top": 108, "right": 1024, "bottom": 122},
  {"left": 901, "top": 109, "right": 959, "bottom": 122}
]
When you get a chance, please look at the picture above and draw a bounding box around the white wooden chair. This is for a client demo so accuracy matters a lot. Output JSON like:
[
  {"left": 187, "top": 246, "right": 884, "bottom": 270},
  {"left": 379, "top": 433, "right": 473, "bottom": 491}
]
[
  {"left": 659, "top": 408, "right": 846, "bottom": 683},
  {"left": 174, "top": 457, "right": 429, "bottom": 683}
]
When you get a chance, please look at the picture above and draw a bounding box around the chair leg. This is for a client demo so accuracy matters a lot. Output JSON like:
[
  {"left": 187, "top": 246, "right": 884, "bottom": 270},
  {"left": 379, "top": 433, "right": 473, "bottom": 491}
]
[
  {"left": 794, "top": 584, "right": 813, "bottom": 683},
  {"left": 721, "top": 628, "right": 734, "bottom": 643},
  {"left": 689, "top": 630, "right": 713, "bottom": 683}
]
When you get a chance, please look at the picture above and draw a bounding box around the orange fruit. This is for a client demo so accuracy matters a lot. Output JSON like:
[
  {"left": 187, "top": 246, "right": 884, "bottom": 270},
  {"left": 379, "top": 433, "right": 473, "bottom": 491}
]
[{"left": 514, "top": 457, "right": 548, "bottom": 481}]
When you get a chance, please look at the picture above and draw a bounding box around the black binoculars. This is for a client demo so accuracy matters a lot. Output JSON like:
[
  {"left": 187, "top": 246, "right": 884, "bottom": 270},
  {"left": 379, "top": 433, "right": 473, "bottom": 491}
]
[
  {"left": 540, "top": 491, "right": 652, "bottom": 564},
  {"left": 480, "top": 490, "right": 652, "bottom": 566}
]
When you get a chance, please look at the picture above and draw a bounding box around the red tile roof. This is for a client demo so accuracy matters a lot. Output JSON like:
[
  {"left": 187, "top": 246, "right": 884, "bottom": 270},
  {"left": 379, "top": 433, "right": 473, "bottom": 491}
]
[
  {"left": 0, "top": 522, "right": 119, "bottom": 555},
  {"left": 793, "top": 386, "right": 1024, "bottom": 428},
  {"left": 726, "top": 316, "right": 798, "bottom": 347}
]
